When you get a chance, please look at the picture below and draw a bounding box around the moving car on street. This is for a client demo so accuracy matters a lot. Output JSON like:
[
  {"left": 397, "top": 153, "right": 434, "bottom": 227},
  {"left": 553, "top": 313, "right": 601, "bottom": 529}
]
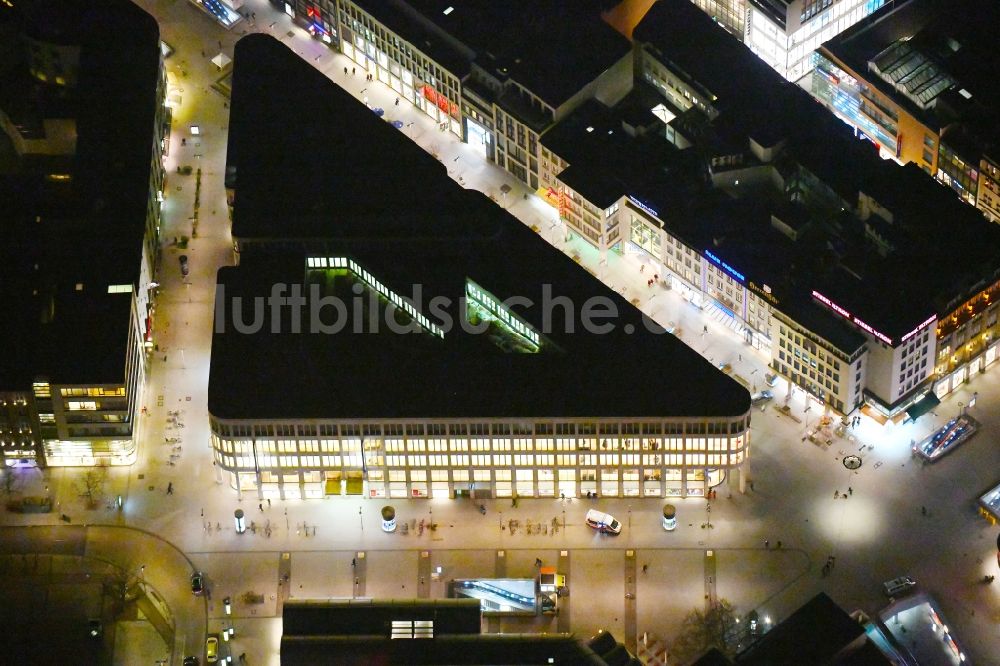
[
  {"left": 190, "top": 571, "right": 204, "bottom": 595},
  {"left": 205, "top": 635, "right": 218, "bottom": 664}
]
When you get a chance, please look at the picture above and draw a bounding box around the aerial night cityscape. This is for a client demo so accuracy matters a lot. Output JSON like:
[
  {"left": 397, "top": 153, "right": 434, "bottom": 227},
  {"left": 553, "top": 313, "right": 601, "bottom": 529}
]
[{"left": 2, "top": 0, "right": 1000, "bottom": 665}]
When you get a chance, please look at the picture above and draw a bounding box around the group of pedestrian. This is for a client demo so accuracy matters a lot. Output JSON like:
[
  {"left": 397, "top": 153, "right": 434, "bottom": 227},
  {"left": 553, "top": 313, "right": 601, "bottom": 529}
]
[
  {"left": 365, "top": 72, "right": 374, "bottom": 81},
  {"left": 833, "top": 487, "right": 852, "bottom": 499},
  {"left": 645, "top": 273, "right": 660, "bottom": 287},
  {"left": 850, "top": 415, "right": 862, "bottom": 427},
  {"left": 821, "top": 555, "right": 836, "bottom": 577},
  {"left": 258, "top": 498, "right": 272, "bottom": 512}
]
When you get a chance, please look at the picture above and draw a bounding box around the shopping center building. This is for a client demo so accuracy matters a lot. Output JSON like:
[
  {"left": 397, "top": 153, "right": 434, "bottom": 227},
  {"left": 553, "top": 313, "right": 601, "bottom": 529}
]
[
  {"left": 537, "top": 0, "right": 1000, "bottom": 419},
  {"left": 212, "top": 35, "right": 751, "bottom": 501},
  {"left": 811, "top": 0, "right": 1000, "bottom": 224},
  {"left": 0, "top": 0, "right": 167, "bottom": 467}
]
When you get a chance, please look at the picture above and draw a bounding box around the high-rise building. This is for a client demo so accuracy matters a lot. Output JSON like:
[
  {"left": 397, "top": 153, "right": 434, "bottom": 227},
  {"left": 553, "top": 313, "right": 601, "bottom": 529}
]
[
  {"left": 0, "top": 0, "right": 167, "bottom": 467},
  {"left": 687, "top": 0, "right": 892, "bottom": 82}
]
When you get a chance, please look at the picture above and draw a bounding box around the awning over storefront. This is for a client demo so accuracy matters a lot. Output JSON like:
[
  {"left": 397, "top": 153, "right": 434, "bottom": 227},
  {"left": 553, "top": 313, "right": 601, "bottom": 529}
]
[{"left": 905, "top": 393, "right": 940, "bottom": 421}]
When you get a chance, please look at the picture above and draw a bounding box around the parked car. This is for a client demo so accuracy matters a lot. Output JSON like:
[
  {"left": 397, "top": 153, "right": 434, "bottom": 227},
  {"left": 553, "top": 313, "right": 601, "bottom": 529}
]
[
  {"left": 205, "top": 636, "right": 219, "bottom": 664},
  {"left": 585, "top": 509, "right": 622, "bottom": 535},
  {"left": 751, "top": 390, "right": 774, "bottom": 405},
  {"left": 883, "top": 576, "right": 916, "bottom": 596},
  {"left": 190, "top": 571, "right": 204, "bottom": 595}
]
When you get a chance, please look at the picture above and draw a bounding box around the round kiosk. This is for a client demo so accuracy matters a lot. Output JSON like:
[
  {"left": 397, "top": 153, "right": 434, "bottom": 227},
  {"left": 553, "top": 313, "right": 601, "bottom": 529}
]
[
  {"left": 662, "top": 504, "right": 677, "bottom": 531},
  {"left": 381, "top": 505, "right": 397, "bottom": 533}
]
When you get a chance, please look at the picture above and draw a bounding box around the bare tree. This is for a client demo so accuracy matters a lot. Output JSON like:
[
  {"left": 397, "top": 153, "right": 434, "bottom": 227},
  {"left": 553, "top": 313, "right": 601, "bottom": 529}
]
[
  {"left": 78, "top": 465, "right": 108, "bottom": 509},
  {"left": 102, "top": 562, "right": 142, "bottom": 615},
  {"left": 670, "top": 599, "right": 740, "bottom": 664},
  {"left": 1, "top": 466, "right": 17, "bottom": 497}
]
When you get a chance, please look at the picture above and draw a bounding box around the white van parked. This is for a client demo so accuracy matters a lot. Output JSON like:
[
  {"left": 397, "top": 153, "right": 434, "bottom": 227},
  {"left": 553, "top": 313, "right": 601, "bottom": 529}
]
[{"left": 585, "top": 509, "right": 622, "bottom": 535}]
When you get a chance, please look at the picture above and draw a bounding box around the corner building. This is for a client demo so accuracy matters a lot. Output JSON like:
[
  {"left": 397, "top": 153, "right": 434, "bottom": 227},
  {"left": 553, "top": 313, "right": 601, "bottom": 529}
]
[{"left": 211, "top": 35, "right": 751, "bottom": 501}]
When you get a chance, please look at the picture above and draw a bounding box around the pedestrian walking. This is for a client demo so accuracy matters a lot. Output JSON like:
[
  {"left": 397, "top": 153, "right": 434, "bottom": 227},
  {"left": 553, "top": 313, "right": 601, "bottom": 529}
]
[
  {"left": 749, "top": 480, "right": 755, "bottom": 491},
  {"left": 640, "top": 264, "right": 645, "bottom": 273},
  {"left": 764, "top": 539, "right": 769, "bottom": 549},
  {"left": 259, "top": 503, "right": 264, "bottom": 512},
  {"left": 167, "top": 482, "right": 173, "bottom": 495},
  {"left": 344, "top": 66, "right": 348, "bottom": 76},
  {"left": 642, "top": 564, "right": 649, "bottom": 573},
  {"left": 352, "top": 66, "right": 356, "bottom": 76},
  {"left": 703, "top": 325, "right": 708, "bottom": 333},
  {"left": 395, "top": 97, "right": 400, "bottom": 106},
  {"left": 535, "top": 558, "right": 542, "bottom": 567},
  {"left": 351, "top": 558, "right": 356, "bottom": 568},
  {"left": 834, "top": 490, "right": 839, "bottom": 499},
  {"left": 921, "top": 505, "right": 927, "bottom": 516},
  {"left": 776, "top": 541, "right": 782, "bottom": 549},
  {"left": 738, "top": 354, "right": 742, "bottom": 362},
  {"left": 848, "top": 487, "right": 853, "bottom": 496},
  {"left": 267, "top": 498, "right": 271, "bottom": 507}
]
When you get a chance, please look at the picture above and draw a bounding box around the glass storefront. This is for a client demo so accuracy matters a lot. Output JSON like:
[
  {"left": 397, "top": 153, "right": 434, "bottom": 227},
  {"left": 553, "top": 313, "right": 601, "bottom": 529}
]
[{"left": 630, "top": 215, "right": 661, "bottom": 257}]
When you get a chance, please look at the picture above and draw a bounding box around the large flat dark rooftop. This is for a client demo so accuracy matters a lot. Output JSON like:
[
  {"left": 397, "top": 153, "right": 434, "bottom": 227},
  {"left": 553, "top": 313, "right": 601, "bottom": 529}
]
[
  {"left": 280, "top": 598, "right": 618, "bottom": 665},
  {"left": 0, "top": 0, "right": 160, "bottom": 386},
  {"left": 211, "top": 35, "right": 750, "bottom": 422}
]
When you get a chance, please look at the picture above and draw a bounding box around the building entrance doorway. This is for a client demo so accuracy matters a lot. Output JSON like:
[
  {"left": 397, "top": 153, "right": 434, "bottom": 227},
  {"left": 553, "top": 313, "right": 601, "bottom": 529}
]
[{"left": 466, "top": 118, "right": 490, "bottom": 160}]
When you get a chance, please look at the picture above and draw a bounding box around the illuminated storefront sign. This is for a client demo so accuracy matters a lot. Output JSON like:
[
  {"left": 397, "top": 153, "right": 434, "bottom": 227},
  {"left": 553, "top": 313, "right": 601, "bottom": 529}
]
[
  {"left": 900, "top": 314, "right": 937, "bottom": 343},
  {"left": 705, "top": 250, "right": 746, "bottom": 283},
  {"left": 811, "top": 290, "right": 892, "bottom": 345},
  {"left": 748, "top": 281, "right": 778, "bottom": 306},
  {"left": 627, "top": 195, "right": 659, "bottom": 219}
]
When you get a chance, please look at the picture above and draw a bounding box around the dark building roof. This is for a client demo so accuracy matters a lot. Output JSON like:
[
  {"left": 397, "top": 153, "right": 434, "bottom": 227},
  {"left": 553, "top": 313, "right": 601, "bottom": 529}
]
[
  {"left": 353, "top": 0, "right": 631, "bottom": 108},
  {"left": 226, "top": 34, "right": 464, "bottom": 244},
  {"left": 280, "top": 598, "right": 619, "bottom": 665},
  {"left": 692, "top": 647, "right": 734, "bottom": 665},
  {"left": 212, "top": 34, "right": 750, "bottom": 422},
  {"left": 735, "top": 593, "right": 866, "bottom": 665},
  {"left": 0, "top": 0, "right": 160, "bottom": 387}
]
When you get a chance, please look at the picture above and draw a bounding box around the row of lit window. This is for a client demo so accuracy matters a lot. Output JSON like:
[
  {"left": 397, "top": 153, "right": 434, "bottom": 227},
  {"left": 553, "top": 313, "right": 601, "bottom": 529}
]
[
  {"left": 466, "top": 281, "right": 541, "bottom": 345},
  {"left": 216, "top": 435, "right": 740, "bottom": 454},
  {"left": 306, "top": 257, "right": 444, "bottom": 338},
  {"left": 218, "top": 452, "right": 743, "bottom": 470},
  {"left": 217, "top": 418, "right": 749, "bottom": 438}
]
